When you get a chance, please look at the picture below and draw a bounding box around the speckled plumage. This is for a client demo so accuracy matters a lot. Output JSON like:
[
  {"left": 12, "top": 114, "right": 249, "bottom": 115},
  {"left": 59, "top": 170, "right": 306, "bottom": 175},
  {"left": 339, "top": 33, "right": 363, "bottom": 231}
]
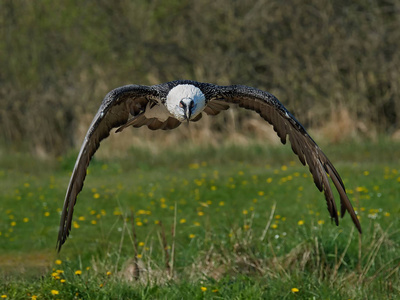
[{"left": 57, "top": 80, "right": 362, "bottom": 251}]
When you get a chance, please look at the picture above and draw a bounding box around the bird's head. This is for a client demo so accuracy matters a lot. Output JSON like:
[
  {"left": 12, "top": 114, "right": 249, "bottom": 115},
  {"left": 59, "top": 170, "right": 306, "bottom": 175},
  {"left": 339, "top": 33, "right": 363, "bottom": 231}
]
[{"left": 166, "top": 84, "right": 206, "bottom": 122}]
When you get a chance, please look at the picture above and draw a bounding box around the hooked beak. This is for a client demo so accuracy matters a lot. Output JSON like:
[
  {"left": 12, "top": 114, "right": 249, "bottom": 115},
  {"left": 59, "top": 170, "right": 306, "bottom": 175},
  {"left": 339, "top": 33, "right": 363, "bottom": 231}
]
[{"left": 185, "top": 106, "right": 192, "bottom": 122}]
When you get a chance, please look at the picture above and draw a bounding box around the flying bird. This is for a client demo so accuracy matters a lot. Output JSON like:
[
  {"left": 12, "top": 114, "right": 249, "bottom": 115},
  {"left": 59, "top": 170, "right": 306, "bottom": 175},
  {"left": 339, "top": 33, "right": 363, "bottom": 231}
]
[{"left": 57, "top": 80, "right": 362, "bottom": 251}]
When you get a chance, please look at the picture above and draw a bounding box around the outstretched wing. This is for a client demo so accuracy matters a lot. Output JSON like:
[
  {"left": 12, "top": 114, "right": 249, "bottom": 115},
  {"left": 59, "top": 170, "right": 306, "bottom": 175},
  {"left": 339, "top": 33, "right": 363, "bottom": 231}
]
[
  {"left": 211, "top": 84, "right": 362, "bottom": 233},
  {"left": 57, "top": 84, "right": 174, "bottom": 251}
]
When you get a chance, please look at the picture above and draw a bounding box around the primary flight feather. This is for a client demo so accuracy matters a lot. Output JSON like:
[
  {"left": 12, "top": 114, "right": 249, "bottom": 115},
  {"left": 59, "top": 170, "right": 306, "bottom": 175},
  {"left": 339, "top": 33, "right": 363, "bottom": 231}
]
[{"left": 57, "top": 80, "right": 362, "bottom": 251}]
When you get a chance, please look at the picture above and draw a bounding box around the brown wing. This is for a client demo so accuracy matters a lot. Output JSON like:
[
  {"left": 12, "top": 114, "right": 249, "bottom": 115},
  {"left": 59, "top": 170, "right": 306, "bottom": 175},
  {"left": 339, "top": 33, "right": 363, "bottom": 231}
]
[
  {"left": 57, "top": 84, "right": 177, "bottom": 251},
  {"left": 203, "top": 99, "right": 230, "bottom": 116},
  {"left": 212, "top": 84, "right": 362, "bottom": 233}
]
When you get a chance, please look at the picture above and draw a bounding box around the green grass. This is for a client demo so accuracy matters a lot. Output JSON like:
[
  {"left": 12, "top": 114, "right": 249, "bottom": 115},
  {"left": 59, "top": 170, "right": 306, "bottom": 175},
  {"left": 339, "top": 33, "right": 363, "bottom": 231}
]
[{"left": 0, "top": 140, "right": 399, "bottom": 299}]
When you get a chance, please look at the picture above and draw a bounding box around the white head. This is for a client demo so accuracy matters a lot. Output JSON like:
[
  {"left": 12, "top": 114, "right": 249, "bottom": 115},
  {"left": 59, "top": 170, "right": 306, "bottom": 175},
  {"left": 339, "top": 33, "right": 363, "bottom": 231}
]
[{"left": 165, "top": 84, "right": 206, "bottom": 122}]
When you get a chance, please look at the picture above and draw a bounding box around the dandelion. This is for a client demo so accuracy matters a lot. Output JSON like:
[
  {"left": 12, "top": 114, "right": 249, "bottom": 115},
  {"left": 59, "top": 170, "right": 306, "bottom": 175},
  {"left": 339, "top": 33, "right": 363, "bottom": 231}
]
[
  {"left": 23, "top": 217, "right": 29, "bottom": 223},
  {"left": 298, "top": 220, "right": 304, "bottom": 226},
  {"left": 1, "top": 295, "right": 7, "bottom": 298},
  {"left": 138, "top": 242, "right": 145, "bottom": 247},
  {"left": 179, "top": 218, "right": 186, "bottom": 224},
  {"left": 317, "top": 220, "right": 325, "bottom": 225},
  {"left": 211, "top": 186, "right": 217, "bottom": 191},
  {"left": 51, "top": 290, "right": 59, "bottom": 295},
  {"left": 271, "top": 224, "right": 278, "bottom": 229},
  {"left": 189, "top": 234, "right": 196, "bottom": 239},
  {"left": 44, "top": 211, "right": 50, "bottom": 217},
  {"left": 200, "top": 287, "right": 207, "bottom": 292},
  {"left": 106, "top": 271, "right": 112, "bottom": 276},
  {"left": 136, "top": 221, "right": 143, "bottom": 226},
  {"left": 137, "top": 254, "right": 142, "bottom": 258},
  {"left": 93, "top": 193, "right": 100, "bottom": 199},
  {"left": 281, "top": 165, "right": 288, "bottom": 171},
  {"left": 198, "top": 211, "right": 204, "bottom": 216},
  {"left": 10, "top": 221, "right": 16, "bottom": 226},
  {"left": 78, "top": 216, "right": 85, "bottom": 221},
  {"left": 219, "top": 201, "right": 225, "bottom": 206},
  {"left": 193, "top": 222, "right": 200, "bottom": 226},
  {"left": 291, "top": 288, "right": 299, "bottom": 293},
  {"left": 75, "top": 270, "right": 82, "bottom": 275},
  {"left": 91, "top": 220, "right": 97, "bottom": 225},
  {"left": 90, "top": 210, "right": 96, "bottom": 215},
  {"left": 384, "top": 212, "right": 390, "bottom": 217},
  {"left": 242, "top": 210, "right": 248, "bottom": 215},
  {"left": 32, "top": 295, "right": 38, "bottom": 300},
  {"left": 60, "top": 279, "right": 66, "bottom": 283},
  {"left": 258, "top": 191, "right": 265, "bottom": 196},
  {"left": 212, "top": 289, "right": 219, "bottom": 293},
  {"left": 266, "top": 177, "right": 273, "bottom": 183},
  {"left": 73, "top": 221, "right": 80, "bottom": 229}
]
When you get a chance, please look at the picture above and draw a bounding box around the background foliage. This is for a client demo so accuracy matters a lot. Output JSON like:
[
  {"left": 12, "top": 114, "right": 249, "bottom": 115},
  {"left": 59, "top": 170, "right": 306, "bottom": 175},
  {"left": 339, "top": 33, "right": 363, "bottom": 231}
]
[{"left": 1, "top": 0, "right": 400, "bottom": 155}]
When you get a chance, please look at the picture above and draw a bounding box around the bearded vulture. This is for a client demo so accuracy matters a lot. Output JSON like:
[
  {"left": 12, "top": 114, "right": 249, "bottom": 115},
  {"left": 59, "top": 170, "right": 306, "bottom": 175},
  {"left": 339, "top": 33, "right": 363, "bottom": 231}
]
[{"left": 57, "top": 80, "right": 362, "bottom": 251}]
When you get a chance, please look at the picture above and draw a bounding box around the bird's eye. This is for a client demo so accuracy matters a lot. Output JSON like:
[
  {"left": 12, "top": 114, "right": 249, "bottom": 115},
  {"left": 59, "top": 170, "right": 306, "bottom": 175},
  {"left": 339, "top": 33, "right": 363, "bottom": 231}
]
[{"left": 179, "top": 102, "right": 184, "bottom": 108}]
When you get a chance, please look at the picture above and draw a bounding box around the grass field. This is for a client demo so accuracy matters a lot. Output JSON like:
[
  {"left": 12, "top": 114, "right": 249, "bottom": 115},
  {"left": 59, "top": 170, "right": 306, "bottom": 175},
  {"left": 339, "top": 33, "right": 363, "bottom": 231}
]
[{"left": 0, "top": 139, "right": 399, "bottom": 299}]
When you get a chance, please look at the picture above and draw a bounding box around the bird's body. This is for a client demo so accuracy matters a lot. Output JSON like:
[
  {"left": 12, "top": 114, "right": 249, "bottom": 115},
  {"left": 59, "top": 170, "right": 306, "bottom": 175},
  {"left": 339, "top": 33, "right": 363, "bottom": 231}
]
[{"left": 57, "top": 80, "right": 362, "bottom": 251}]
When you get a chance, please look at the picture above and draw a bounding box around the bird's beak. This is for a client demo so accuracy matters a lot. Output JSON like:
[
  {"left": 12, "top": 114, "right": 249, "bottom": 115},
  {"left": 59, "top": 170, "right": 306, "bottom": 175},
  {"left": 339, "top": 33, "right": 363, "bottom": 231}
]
[{"left": 185, "top": 107, "right": 192, "bottom": 122}]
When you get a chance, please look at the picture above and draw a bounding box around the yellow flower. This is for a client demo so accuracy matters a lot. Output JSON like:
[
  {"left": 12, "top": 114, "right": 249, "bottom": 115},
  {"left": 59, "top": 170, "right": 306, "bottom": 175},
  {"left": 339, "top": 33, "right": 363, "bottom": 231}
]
[
  {"left": 291, "top": 287, "right": 299, "bottom": 293},
  {"left": 10, "top": 221, "right": 16, "bottom": 226},
  {"left": 179, "top": 218, "right": 186, "bottom": 224},
  {"left": 193, "top": 222, "right": 200, "bottom": 226},
  {"left": 211, "top": 186, "right": 217, "bottom": 191},
  {"left": 51, "top": 290, "right": 59, "bottom": 295},
  {"left": 136, "top": 221, "right": 143, "bottom": 226},
  {"left": 32, "top": 296, "right": 38, "bottom": 300},
  {"left": 258, "top": 191, "right": 265, "bottom": 196},
  {"left": 298, "top": 220, "right": 304, "bottom": 226},
  {"left": 106, "top": 271, "right": 112, "bottom": 276},
  {"left": 242, "top": 210, "right": 248, "bottom": 215},
  {"left": 78, "top": 216, "right": 85, "bottom": 221},
  {"left": 75, "top": 270, "right": 82, "bottom": 275},
  {"left": 91, "top": 220, "right": 97, "bottom": 225},
  {"left": 73, "top": 221, "right": 80, "bottom": 229},
  {"left": 189, "top": 234, "right": 195, "bottom": 239},
  {"left": 23, "top": 217, "right": 29, "bottom": 223},
  {"left": 266, "top": 178, "right": 273, "bottom": 183},
  {"left": 198, "top": 211, "right": 204, "bottom": 216},
  {"left": 219, "top": 201, "right": 225, "bottom": 206},
  {"left": 93, "top": 193, "right": 100, "bottom": 199},
  {"left": 318, "top": 220, "right": 325, "bottom": 225},
  {"left": 384, "top": 212, "right": 390, "bottom": 217},
  {"left": 44, "top": 211, "right": 50, "bottom": 217},
  {"left": 55, "top": 259, "right": 62, "bottom": 265},
  {"left": 271, "top": 224, "right": 278, "bottom": 229},
  {"left": 60, "top": 279, "right": 66, "bottom": 283},
  {"left": 137, "top": 254, "right": 142, "bottom": 258},
  {"left": 138, "top": 242, "right": 145, "bottom": 247},
  {"left": 200, "top": 286, "right": 207, "bottom": 292},
  {"left": 1, "top": 295, "right": 7, "bottom": 299}
]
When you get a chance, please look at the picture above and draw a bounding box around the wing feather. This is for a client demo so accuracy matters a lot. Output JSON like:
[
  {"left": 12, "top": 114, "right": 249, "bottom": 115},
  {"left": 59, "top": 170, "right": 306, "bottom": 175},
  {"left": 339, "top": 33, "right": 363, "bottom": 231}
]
[
  {"left": 57, "top": 85, "right": 159, "bottom": 251},
  {"left": 211, "top": 84, "right": 361, "bottom": 233}
]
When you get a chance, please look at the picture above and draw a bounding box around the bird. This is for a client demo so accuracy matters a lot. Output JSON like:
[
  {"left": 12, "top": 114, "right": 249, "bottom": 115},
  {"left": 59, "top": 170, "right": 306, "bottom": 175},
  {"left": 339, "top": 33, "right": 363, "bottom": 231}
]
[{"left": 57, "top": 80, "right": 362, "bottom": 251}]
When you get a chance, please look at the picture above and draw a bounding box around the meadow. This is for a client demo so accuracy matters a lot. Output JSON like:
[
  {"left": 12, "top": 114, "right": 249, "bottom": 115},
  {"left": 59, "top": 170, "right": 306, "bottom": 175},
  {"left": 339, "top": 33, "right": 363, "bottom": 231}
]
[{"left": 0, "top": 139, "right": 399, "bottom": 299}]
